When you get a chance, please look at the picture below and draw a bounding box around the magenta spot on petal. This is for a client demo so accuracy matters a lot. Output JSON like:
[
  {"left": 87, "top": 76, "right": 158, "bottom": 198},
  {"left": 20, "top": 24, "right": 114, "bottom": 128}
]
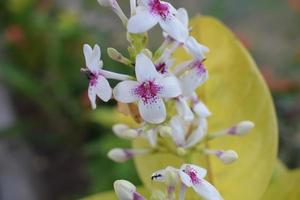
[
  {"left": 133, "top": 192, "right": 145, "bottom": 200},
  {"left": 155, "top": 62, "right": 167, "bottom": 74},
  {"left": 186, "top": 165, "right": 201, "bottom": 185},
  {"left": 192, "top": 60, "right": 207, "bottom": 76},
  {"left": 228, "top": 126, "right": 237, "bottom": 135},
  {"left": 89, "top": 73, "right": 98, "bottom": 86},
  {"left": 216, "top": 150, "right": 224, "bottom": 157},
  {"left": 149, "top": 0, "right": 170, "bottom": 20},
  {"left": 134, "top": 80, "right": 162, "bottom": 104}
]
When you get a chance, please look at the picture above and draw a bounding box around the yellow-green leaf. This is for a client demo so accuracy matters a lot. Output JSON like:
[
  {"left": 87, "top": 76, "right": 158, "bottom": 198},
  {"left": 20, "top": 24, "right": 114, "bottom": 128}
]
[
  {"left": 262, "top": 160, "right": 300, "bottom": 200},
  {"left": 133, "top": 16, "right": 278, "bottom": 200}
]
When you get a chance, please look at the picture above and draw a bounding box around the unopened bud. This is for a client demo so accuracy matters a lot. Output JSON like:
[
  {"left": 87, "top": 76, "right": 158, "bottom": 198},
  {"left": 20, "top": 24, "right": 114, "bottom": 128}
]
[
  {"left": 114, "top": 180, "right": 145, "bottom": 200},
  {"left": 113, "top": 124, "right": 129, "bottom": 135},
  {"left": 229, "top": 121, "right": 254, "bottom": 136},
  {"left": 107, "top": 48, "right": 133, "bottom": 65},
  {"left": 216, "top": 150, "right": 238, "bottom": 164},
  {"left": 141, "top": 49, "right": 153, "bottom": 59},
  {"left": 97, "top": 0, "right": 113, "bottom": 7},
  {"left": 192, "top": 100, "right": 211, "bottom": 118},
  {"left": 158, "top": 126, "right": 172, "bottom": 137},
  {"left": 176, "top": 147, "right": 187, "bottom": 156},
  {"left": 108, "top": 148, "right": 149, "bottom": 163}
]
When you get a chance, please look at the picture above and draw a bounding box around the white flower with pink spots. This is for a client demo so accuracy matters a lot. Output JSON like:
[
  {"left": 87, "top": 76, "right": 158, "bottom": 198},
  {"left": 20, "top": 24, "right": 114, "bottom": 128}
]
[{"left": 113, "top": 53, "right": 181, "bottom": 124}]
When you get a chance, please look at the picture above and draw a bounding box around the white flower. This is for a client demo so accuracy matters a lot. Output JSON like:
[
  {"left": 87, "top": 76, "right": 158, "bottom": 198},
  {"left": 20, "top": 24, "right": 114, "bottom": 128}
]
[
  {"left": 191, "top": 93, "right": 211, "bottom": 118},
  {"left": 170, "top": 116, "right": 207, "bottom": 148},
  {"left": 127, "top": 0, "right": 188, "bottom": 42},
  {"left": 204, "top": 149, "right": 239, "bottom": 164},
  {"left": 179, "top": 164, "right": 223, "bottom": 200},
  {"left": 175, "top": 96, "right": 194, "bottom": 122},
  {"left": 152, "top": 164, "right": 223, "bottom": 200},
  {"left": 112, "top": 124, "right": 140, "bottom": 140},
  {"left": 179, "top": 59, "right": 208, "bottom": 97},
  {"left": 82, "top": 44, "right": 131, "bottom": 109},
  {"left": 113, "top": 53, "right": 181, "bottom": 124},
  {"left": 175, "top": 8, "right": 209, "bottom": 60},
  {"left": 114, "top": 180, "right": 145, "bottom": 200}
]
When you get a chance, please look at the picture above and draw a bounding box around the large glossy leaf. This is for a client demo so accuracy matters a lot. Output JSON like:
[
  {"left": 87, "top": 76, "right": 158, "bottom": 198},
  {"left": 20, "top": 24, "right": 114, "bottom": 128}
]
[
  {"left": 262, "top": 161, "right": 300, "bottom": 200},
  {"left": 133, "top": 16, "right": 278, "bottom": 200}
]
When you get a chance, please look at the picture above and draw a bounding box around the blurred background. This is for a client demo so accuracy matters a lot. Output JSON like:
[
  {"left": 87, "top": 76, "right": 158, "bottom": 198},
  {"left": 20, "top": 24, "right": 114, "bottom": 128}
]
[{"left": 0, "top": 0, "right": 299, "bottom": 199}]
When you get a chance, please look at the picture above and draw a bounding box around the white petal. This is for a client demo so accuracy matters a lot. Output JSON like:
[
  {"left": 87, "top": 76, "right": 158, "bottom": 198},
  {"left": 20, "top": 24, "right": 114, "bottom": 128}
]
[
  {"left": 159, "top": 16, "right": 188, "bottom": 42},
  {"left": 94, "top": 75, "right": 112, "bottom": 102},
  {"left": 180, "top": 164, "right": 207, "bottom": 179},
  {"left": 101, "top": 69, "right": 132, "bottom": 81},
  {"left": 127, "top": 8, "right": 158, "bottom": 33},
  {"left": 170, "top": 116, "right": 185, "bottom": 146},
  {"left": 84, "top": 44, "right": 102, "bottom": 72},
  {"left": 146, "top": 128, "right": 157, "bottom": 147},
  {"left": 176, "top": 8, "right": 188, "bottom": 28},
  {"left": 114, "top": 180, "right": 136, "bottom": 200},
  {"left": 179, "top": 170, "right": 193, "bottom": 187},
  {"left": 88, "top": 84, "right": 97, "bottom": 109},
  {"left": 138, "top": 98, "right": 166, "bottom": 124},
  {"left": 184, "top": 124, "right": 206, "bottom": 148},
  {"left": 151, "top": 168, "right": 167, "bottom": 182},
  {"left": 159, "top": 76, "right": 181, "bottom": 98},
  {"left": 180, "top": 67, "right": 208, "bottom": 96},
  {"left": 175, "top": 97, "right": 194, "bottom": 122},
  {"left": 193, "top": 100, "right": 211, "bottom": 118},
  {"left": 135, "top": 53, "right": 161, "bottom": 82},
  {"left": 185, "top": 37, "right": 209, "bottom": 60},
  {"left": 113, "top": 80, "right": 139, "bottom": 103},
  {"left": 192, "top": 179, "right": 223, "bottom": 200}
]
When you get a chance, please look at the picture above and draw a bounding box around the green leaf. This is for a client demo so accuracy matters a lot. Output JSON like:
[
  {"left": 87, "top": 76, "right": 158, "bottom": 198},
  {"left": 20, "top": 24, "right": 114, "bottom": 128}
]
[{"left": 133, "top": 16, "right": 278, "bottom": 200}]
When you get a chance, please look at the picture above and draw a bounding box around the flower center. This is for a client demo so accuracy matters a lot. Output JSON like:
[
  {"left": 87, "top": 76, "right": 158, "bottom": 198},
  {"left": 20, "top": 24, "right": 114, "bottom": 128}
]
[
  {"left": 192, "top": 60, "right": 207, "bottom": 75},
  {"left": 89, "top": 73, "right": 98, "bottom": 87},
  {"left": 186, "top": 166, "right": 201, "bottom": 185},
  {"left": 149, "top": 0, "right": 170, "bottom": 20},
  {"left": 155, "top": 62, "right": 167, "bottom": 74},
  {"left": 134, "top": 80, "right": 162, "bottom": 104}
]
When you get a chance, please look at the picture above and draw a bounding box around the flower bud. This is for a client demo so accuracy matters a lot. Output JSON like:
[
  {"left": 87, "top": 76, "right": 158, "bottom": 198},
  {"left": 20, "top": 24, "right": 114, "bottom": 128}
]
[
  {"left": 229, "top": 121, "right": 254, "bottom": 136},
  {"left": 176, "top": 147, "right": 187, "bottom": 156},
  {"left": 192, "top": 100, "right": 211, "bottom": 118},
  {"left": 97, "top": 0, "right": 113, "bottom": 7},
  {"left": 113, "top": 124, "right": 129, "bottom": 135},
  {"left": 114, "top": 180, "right": 145, "bottom": 200},
  {"left": 158, "top": 126, "right": 172, "bottom": 137},
  {"left": 217, "top": 150, "right": 238, "bottom": 164},
  {"left": 108, "top": 148, "right": 149, "bottom": 163}
]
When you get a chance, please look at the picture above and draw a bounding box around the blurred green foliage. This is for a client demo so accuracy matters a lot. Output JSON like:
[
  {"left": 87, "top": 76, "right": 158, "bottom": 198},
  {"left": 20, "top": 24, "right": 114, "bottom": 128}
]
[{"left": 0, "top": 0, "right": 139, "bottom": 199}]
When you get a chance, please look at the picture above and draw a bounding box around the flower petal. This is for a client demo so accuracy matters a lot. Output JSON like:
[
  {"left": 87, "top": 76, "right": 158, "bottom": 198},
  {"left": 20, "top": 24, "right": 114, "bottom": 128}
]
[
  {"left": 83, "top": 44, "right": 102, "bottom": 72},
  {"left": 192, "top": 179, "right": 223, "bottom": 200},
  {"left": 159, "top": 16, "right": 188, "bottom": 42},
  {"left": 138, "top": 98, "right": 166, "bottom": 124},
  {"left": 146, "top": 128, "right": 157, "bottom": 147},
  {"left": 179, "top": 170, "right": 193, "bottom": 187},
  {"left": 185, "top": 36, "right": 209, "bottom": 60},
  {"left": 175, "top": 97, "right": 194, "bottom": 122},
  {"left": 113, "top": 80, "right": 139, "bottom": 103},
  {"left": 180, "top": 164, "right": 207, "bottom": 179},
  {"left": 136, "top": 53, "right": 161, "bottom": 82},
  {"left": 170, "top": 116, "right": 185, "bottom": 146},
  {"left": 180, "top": 67, "right": 208, "bottom": 96},
  {"left": 127, "top": 7, "right": 158, "bottom": 33},
  {"left": 159, "top": 76, "right": 181, "bottom": 98},
  {"left": 176, "top": 8, "right": 188, "bottom": 28},
  {"left": 88, "top": 84, "right": 97, "bottom": 109},
  {"left": 184, "top": 118, "right": 207, "bottom": 148},
  {"left": 95, "top": 75, "right": 112, "bottom": 102}
]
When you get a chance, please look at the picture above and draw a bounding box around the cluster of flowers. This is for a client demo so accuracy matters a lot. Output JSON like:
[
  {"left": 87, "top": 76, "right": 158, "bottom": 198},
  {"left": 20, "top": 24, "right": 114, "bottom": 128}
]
[{"left": 81, "top": 0, "right": 255, "bottom": 199}]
